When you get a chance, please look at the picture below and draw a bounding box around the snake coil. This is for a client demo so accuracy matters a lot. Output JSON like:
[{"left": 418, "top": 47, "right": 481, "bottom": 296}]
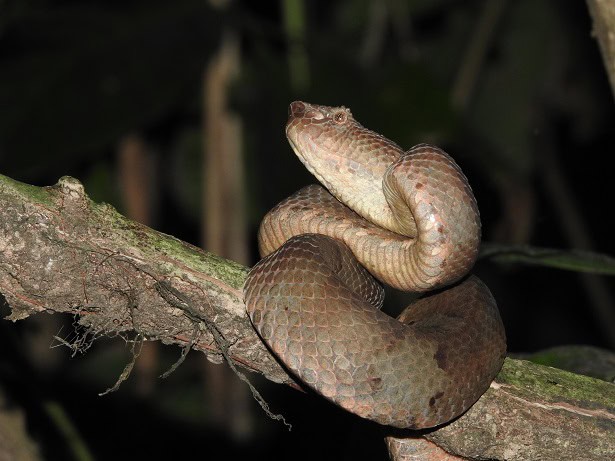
[{"left": 244, "top": 101, "right": 506, "bottom": 429}]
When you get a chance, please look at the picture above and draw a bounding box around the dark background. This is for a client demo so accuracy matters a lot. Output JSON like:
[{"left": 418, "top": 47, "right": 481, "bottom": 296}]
[{"left": 1, "top": 0, "right": 614, "bottom": 460}]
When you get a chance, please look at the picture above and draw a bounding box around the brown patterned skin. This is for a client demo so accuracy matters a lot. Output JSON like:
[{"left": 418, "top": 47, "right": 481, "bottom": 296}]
[{"left": 244, "top": 102, "right": 506, "bottom": 429}]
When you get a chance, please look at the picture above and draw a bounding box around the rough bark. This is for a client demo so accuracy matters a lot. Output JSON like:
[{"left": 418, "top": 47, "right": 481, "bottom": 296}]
[
  {"left": 1, "top": 174, "right": 614, "bottom": 460},
  {"left": 0, "top": 173, "right": 292, "bottom": 387}
]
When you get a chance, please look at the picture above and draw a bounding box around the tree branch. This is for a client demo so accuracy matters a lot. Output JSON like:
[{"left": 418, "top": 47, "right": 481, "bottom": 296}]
[
  {"left": 0, "top": 173, "right": 293, "bottom": 387},
  {"left": 1, "top": 174, "right": 614, "bottom": 460}
]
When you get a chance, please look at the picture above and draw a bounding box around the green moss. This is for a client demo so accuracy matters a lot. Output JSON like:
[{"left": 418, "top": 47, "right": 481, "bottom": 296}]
[
  {"left": 0, "top": 173, "right": 55, "bottom": 206},
  {"left": 141, "top": 227, "right": 249, "bottom": 290},
  {"left": 0, "top": 173, "right": 250, "bottom": 292},
  {"left": 90, "top": 200, "right": 249, "bottom": 290},
  {"left": 527, "top": 351, "right": 562, "bottom": 367},
  {"left": 497, "top": 358, "right": 615, "bottom": 409}
]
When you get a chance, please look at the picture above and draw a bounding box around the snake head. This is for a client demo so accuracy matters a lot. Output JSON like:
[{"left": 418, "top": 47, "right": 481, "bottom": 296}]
[
  {"left": 286, "top": 101, "right": 358, "bottom": 163},
  {"left": 285, "top": 101, "right": 404, "bottom": 233}
]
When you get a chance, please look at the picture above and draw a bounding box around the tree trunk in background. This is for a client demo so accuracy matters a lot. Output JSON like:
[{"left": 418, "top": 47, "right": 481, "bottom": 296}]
[
  {"left": 117, "top": 133, "right": 160, "bottom": 396},
  {"left": 202, "top": 28, "right": 252, "bottom": 439},
  {"left": 586, "top": 0, "right": 615, "bottom": 100}
]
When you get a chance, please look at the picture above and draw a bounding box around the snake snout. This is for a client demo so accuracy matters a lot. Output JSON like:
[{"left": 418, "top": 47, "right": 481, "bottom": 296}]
[
  {"left": 289, "top": 101, "right": 306, "bottom": 117},
  {"left": 289, "top": 101, "right": 327, "bottom": 123}
]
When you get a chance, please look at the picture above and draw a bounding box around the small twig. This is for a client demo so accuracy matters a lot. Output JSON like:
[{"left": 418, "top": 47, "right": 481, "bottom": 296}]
[
  {"left": 99, "top": 336, "right": 143, "bottom": 396},
  {"left": 159, "top": 328, "right": 198, "bottom": 379},
  {"left": 51, "top": 323, "right": 95, "bottom": 358},
  {"left": 155, "top": 281, "right": 292, "bottom": 430}
]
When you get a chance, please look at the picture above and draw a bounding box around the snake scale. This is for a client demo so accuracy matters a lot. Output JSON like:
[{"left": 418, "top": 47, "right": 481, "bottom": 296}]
[{"left": 244, "top": 101, "right": 506, "bottom": 429}]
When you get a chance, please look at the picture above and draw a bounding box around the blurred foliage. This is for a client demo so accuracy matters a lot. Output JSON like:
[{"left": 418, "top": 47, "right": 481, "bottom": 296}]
[
  {"left": 481, "top": 243, "right": 615, "bottom": 276},
  {"left": 0, "top": 0, "right": 220, "bottom": 178},
  {"left": 518, "top": 345, "right": 615, "bottom": 382}
]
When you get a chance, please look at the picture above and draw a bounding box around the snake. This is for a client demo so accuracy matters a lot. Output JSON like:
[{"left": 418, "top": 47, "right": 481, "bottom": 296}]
[{"left": 243, "top": 101, "right": 506, "bottom": 429}]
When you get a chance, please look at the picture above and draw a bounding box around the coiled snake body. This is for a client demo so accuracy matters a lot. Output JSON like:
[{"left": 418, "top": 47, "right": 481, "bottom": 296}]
[{"left": 244, "top": 101, "right": 506, "bottom": 429}]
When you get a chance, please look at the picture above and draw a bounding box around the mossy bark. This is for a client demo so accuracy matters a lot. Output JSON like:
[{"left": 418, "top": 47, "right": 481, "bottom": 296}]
[{"left": 1, "top": 174, "right": 614, "bottom": 460}]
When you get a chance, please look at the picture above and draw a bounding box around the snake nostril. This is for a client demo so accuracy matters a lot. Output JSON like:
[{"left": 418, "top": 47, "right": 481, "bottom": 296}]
[{"left": 289, "top": 101, "right": 306, "bottom": 117}]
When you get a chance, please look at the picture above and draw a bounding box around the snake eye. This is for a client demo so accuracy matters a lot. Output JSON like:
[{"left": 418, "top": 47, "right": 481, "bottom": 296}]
[{"left": 333, "top": 110, "right": 347, "bottom": 124}]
